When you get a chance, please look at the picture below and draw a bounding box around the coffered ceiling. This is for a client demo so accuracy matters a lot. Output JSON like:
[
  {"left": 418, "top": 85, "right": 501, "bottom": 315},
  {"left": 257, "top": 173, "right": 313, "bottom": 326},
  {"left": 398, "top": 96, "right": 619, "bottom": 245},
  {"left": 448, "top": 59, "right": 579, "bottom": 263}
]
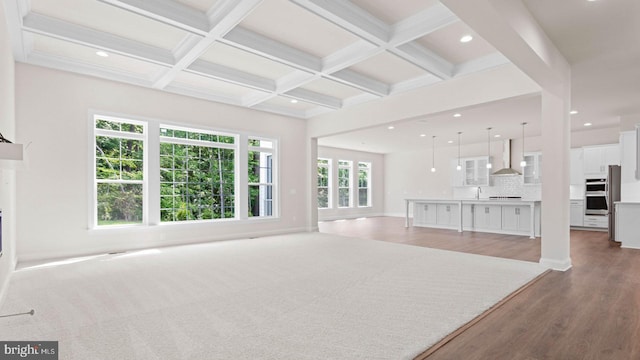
[{"left": 3, "top": 0, "right": 507, "bottom": 119}]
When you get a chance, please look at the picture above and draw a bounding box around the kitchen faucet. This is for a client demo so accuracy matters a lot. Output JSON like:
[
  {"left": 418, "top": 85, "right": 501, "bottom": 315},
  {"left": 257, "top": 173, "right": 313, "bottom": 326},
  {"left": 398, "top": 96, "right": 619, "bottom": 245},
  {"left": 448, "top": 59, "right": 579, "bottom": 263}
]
[{"left": 476, "top": 186, "right": 482, "bottom": 199}]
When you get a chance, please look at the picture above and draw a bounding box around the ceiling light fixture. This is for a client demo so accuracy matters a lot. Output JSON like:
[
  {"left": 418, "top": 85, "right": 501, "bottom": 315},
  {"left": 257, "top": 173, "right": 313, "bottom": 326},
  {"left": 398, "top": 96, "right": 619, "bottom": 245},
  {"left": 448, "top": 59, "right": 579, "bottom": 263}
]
[
  {"left": 420, "top": 134, "right": 426, "bottom": 137},
  {"left": 431, "top": 136, "right": 437, "bottom": 173},
  {"left": 388, "top": 126, "right": 395, "bottom": 130},
  {"left": 453, "top": 113, "right": 462, "bottom": 118},
  {"left": 448, "top": 140, "right": 453, "bottom": 144},
  {"left": 494, "top": 134, "right": 501, "bottom": 138},
  {"left": 290, "top": 99, "right": 298, "bottom": 104},
  {"left": 584, "top": 122, "right": 592, "bottom": 127},
  {"left": 96, "top": 51, "right": 109, "bottom": 57},
  {"left": 520, "top": 122, "right": 527, "bottom": 167},
  {"left": 486, "top": 127, "right": 493, "bottom": 169},
  {"left": 456, "top": 132, "right": 462, "bottom": 171},
  {"left": 570, "top": 110, "right": 578, "bottom": 115},
  {"left": 460, "top": 35, "right": 473, "bottom": 43}
]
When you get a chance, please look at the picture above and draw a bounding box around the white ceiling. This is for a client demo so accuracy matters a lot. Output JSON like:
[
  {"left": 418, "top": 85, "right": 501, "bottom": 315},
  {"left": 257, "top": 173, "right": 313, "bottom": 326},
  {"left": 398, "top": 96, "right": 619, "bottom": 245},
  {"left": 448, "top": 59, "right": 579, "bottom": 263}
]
[
  {"left": 3, "top": 0, "right": 638, "bottom": 153},
  {"left": 3, "top": 0, "right": 507, "bottom": 120}
]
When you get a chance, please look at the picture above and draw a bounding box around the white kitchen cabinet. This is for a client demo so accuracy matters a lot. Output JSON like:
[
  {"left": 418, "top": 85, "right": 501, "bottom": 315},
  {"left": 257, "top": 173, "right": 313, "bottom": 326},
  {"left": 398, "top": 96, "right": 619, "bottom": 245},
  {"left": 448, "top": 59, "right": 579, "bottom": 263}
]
[
  {"left": 462, "top": 204, "right": 474, "bottom": 229},
  {"left": 523, "top": 152, "right": 542, "bottom": 184},
  {"left": 570, "top": 148, "right": 584, "bottom": 185},
  {"left": 583, "top": 144, "right": 620, "bottom": 177},
  {"left": 570, "top": 200, "right": 584, "bottom": 227},
  {"left": 436, "top": 203, "right": 459, "bottom": 228},
  {"left": 583, "top": 214, "right": 607, "bottom": 228},
  {"left": 461, "top": 157, "right": 490, "bottom": 186},
  {"left": 502, "top": 205, "right": 532, "bottom": 233},
  {"left": 473, "top": 204, "right": 502, "bottom": 230},
  {"left": 414, "top": 203, "right": 437, "bottom": 226}
]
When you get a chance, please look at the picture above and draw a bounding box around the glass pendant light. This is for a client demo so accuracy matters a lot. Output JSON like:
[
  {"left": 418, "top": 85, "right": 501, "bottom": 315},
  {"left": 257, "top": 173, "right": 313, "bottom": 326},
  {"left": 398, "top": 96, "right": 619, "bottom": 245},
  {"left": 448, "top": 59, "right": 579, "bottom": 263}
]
[
  {"left": 431, "top": 136, "right": 437, "bottom": 172},
  {"left": 520, "top": 122, "right": 527, "bottom": 167},
  {"left": 456, "top": 132, "right": 462, "bottom": 171},
  {"left": 486, "top": 127, "right": 492, "bottom": 169}
]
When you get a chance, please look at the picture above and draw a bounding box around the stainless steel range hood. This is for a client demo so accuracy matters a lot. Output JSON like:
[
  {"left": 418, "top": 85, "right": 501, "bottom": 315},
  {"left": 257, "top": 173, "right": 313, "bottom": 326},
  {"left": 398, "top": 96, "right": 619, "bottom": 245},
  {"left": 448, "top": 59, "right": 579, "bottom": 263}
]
[{"left": 492, "top": 139, "right": 522, "bottom": 176}]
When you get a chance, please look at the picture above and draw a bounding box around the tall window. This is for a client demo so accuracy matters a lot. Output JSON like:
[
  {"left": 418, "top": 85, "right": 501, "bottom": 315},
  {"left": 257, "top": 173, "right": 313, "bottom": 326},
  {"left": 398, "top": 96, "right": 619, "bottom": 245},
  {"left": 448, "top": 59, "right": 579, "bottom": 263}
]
[
  {"left": 317, "top": 158, "right": 330, "bottom": 209},
  {"left": 94, "top": 116, "right": 146, "bottom": 226},
  {"left": 338, "top": 160, "right": 352, "bottom": 208},
  {"left": 248, "top": 138, "right": 275, "bottom": 217},
  {"left": 159, "top": 126, "right": 236, "bottom": 222},
  {"left": 358, "top": 162, "right": 371, "bottom": 207}
]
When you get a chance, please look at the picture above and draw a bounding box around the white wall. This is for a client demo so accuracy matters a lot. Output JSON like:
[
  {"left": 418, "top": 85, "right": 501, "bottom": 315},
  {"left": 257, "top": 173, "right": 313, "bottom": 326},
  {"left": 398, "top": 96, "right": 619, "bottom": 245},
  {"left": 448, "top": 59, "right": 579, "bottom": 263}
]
[
  {"left": 384, "top": 126, "right": 621, "bottom": 216},
  {"left": 15, "top": 64, "right": 310, "bottom": 262},
  {"left": 0, "top": 1, "right": 17, "bottom": 302},
  {"left": 317, "top": 146, "right": 384, "bottom": 220},
  {"left": 620, "top": 131, "right": 640, "bottom": 202}
]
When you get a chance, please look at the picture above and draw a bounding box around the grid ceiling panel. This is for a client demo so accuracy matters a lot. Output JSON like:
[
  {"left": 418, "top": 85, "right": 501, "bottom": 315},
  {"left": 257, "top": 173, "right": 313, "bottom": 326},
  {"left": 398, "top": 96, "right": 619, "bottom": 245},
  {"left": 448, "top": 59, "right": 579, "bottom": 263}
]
[
  {"left": 348, "top": 51, "right": 427, "bottom": 85},
  {"left": 416, "top": 22, "right": 497, "bottom": 65},
  {"left": 199, "top": 42, "right": 297, "bottom": 80}
]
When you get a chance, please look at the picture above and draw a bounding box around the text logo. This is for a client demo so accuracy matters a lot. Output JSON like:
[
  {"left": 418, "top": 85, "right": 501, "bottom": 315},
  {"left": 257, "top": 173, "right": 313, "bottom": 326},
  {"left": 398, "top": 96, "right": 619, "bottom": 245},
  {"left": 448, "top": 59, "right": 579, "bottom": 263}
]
[{"left": 0, "top": 342, "right": 57, "bottom": 359}]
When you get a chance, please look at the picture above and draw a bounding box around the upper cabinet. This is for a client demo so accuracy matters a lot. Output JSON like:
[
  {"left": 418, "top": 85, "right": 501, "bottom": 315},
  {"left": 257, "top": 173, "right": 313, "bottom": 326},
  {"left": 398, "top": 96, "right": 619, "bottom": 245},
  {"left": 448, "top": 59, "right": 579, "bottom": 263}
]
[
  {"left": 570, "top": 148, "right": 584, "bottom": 185},
  {"left": 523, "top": 152, "right": 542, "bottom": 185},
  {"left": 583, "top": 144, "right": 620, "bottom": 177},
  {"left": 452, "top": 157, "right": 491, "bottom": 187}
]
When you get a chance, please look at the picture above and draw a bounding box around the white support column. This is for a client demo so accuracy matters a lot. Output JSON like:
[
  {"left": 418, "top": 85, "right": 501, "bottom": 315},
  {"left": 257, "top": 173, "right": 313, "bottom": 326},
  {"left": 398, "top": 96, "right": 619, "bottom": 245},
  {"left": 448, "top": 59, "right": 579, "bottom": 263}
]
[
  {"left": 539, "top": 89, "right": 572, "bottom": 270},
  {"left": 307, "top": 137, "right": 318, "bottom": 232}
]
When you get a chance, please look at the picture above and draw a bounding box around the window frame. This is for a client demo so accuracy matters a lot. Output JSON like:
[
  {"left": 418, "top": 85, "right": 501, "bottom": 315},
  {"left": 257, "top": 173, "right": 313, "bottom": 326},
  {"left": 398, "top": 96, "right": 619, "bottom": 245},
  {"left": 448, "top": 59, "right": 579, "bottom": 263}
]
[
  {"left": 159, "top": 124, "right": 239, "bottom": 223},
  {"left": 247, "top": 136, "right": 278, "bottom": 219},
  {"left": 317, "top": 158, "right": 331, "bottom": 209},
  {"left": 89, "top": 111, "right": 280, "bottom": 230},
  {"left": 338, "top": 160, "right": 352, "bottom": 208},
  {"left": 358, "top": 162, "right": 372, "bottom": 208},
  {"left": 91, "top": 114, "right": 148, "bottom": 228}
]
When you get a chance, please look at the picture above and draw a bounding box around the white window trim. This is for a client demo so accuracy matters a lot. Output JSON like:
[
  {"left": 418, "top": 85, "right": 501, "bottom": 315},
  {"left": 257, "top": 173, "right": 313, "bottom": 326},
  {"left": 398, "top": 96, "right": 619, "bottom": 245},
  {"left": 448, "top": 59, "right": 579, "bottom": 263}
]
[
  {"left": 247, "top": 136, "right": 278, "bottom": 218},
  {"left": 358, "top": 162, "right": 372, "bottom": 208},
  {"left": 317, "top": 158, "right": 331, "bottom": 209},
  {"left": 89, "top": 110, "right": 280, "bottom": 230},
  {"left": 338, "top": 160, "right": 352, "bottom": 208}
]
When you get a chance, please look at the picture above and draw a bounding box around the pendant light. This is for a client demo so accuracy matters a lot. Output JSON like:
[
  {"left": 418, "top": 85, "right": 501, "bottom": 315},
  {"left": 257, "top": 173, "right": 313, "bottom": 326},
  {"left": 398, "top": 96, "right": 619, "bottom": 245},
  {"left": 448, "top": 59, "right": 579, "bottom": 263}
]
[
  {"left": 486, "top": 127, "right": 492, "bottom": 169},
  {"left": 520, "top": 122, "right": 528, "bottom": 167},
  {"left": 456, "top": 132, "right": 462, "bottom": 171},
  {"left": 431, "top": 136, "right": 437, "bottom": 172}
]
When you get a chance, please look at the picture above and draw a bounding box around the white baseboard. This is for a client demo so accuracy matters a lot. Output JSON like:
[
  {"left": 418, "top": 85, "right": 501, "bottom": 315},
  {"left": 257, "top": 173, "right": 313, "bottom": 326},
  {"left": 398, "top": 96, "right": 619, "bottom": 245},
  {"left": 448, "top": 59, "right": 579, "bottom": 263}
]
[
  {"left": 383, "top": 212, "right": 406, "bottom": 218},
  {"left": 621, "top": 244, "right": 640, "bottom": 250},
  {"left": 17, "top": 227, "right": 311, "bottom": 265},
  {"left": 318, "top": 213, "right": 385, "bottom": 222},
  {"left": 539, "top": 257, "right": 573, "bottom": 271}
]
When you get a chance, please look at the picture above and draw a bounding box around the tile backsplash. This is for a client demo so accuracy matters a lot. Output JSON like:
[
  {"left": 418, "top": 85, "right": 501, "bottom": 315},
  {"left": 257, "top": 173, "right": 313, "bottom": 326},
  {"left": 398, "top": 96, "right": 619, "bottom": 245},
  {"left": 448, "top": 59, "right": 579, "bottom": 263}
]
[{"left": 453, "top": 175, "right": 542, "bottom": 200}]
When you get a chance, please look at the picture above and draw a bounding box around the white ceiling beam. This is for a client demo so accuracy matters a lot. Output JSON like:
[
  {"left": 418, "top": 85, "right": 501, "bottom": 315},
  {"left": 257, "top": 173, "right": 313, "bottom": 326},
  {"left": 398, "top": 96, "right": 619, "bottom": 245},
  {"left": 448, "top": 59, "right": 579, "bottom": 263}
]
[
  {"left": 328, "top": 69, "right": 389, "bottom": 97},
  {"left": 322, "top": 40, "right": 381, "bottom": 74},
  {"left": 223, "top": 27, "right": 322, "bottom": 72},
  {"left": 392, "top": 43, "right": 453, "bottom": 79},
  {"left": 151, "top": 0, "right": 264, "bottom": 89},
  {"left": 98, "top": 0, "right": 210, "bottom": 35},
  {"left": 187, "top": 59, "right": 275, "bottom": 92},
  {"left": 27, "top": 51, "right": 155, "bottom": 88},
  {"left": 249, "top": 102, "right": 308, "bottom": 119},
  {"left": 164, "top": 83, "right": 245, "bottom": 106},
  {"left": 284, "top": 88, "right": 342, "bottom": 109},
  {"left": 389, "top": 3, "right": 459, "bottom": 45},
  {"left": 290, "top": 0, "right": 389, "bottom": 44},
  {"left": 390, "top": 74, "right": 442, "bottom": 95},
  {"left": 22, "top": 13, "right": 175, "bottom": 66},
  {"left": 441, "top": 0, "right": 570, "bottom": 96}
]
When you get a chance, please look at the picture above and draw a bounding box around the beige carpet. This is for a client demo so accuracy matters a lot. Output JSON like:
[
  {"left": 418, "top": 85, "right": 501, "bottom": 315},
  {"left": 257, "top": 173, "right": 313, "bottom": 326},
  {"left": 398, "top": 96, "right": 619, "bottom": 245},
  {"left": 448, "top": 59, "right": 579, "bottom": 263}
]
[{"left": 0, "top": 232, "right": 547, "bottom": 359}]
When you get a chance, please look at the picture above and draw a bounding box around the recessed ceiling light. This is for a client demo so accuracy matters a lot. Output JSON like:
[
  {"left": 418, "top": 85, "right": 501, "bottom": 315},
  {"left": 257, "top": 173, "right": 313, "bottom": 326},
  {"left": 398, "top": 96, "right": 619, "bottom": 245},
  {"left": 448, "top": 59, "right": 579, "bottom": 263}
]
[
  {"left": 290, "top": 99, "right": 298, "bottom": 104},
  {"left": 584, "top": 122, "right": 592, "bottom": 127},
  {"left": 494, "top": 134, "right": 501, "bottom": 138},
  {"left": 388, "top": 126, "right": 395, "bottom": 130},
  {"left": 453, "top": 113, "right": 462, "bottom": 118},
  {"left": 570, "top": 110, "right": 578, "bottom": 115},
  {"left": 447, "top": 140, "right": 453, "bottom": 144},
  {"left": 96, "top": 51, "right": 109, "bottom": 57},
  {"left": 460, "top": 35, "right": 473, "bottom": 43},
  {"left": 420, "top": 134, "right": 426, "bottom": 137}
]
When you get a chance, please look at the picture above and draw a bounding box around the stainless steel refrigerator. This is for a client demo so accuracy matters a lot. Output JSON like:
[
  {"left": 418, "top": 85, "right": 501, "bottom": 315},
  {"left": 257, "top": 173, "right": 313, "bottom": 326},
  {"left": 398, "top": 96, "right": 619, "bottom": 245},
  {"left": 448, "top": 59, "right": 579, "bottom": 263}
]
[{"left": 608, "top": 165, "right": 621, "bottom": 241}]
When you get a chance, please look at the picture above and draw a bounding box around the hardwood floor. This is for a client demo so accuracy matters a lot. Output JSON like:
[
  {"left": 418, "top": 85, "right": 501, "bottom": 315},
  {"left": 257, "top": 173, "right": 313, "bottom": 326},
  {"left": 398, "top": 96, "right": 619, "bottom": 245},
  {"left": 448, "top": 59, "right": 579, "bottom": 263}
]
[{"left": 319, "top": 217, "right": 640, "bottom": 360}]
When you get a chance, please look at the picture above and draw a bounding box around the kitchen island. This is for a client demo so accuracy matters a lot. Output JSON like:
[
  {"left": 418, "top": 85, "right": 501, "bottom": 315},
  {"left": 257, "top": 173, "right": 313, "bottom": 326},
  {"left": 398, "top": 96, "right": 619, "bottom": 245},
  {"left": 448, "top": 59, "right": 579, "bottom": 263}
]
[
  {"left": 615, "top": 202, "right": 640, "bottom": 248},
  {"left": 405, "top": 198, "right": 541, "bottom": 239}
]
